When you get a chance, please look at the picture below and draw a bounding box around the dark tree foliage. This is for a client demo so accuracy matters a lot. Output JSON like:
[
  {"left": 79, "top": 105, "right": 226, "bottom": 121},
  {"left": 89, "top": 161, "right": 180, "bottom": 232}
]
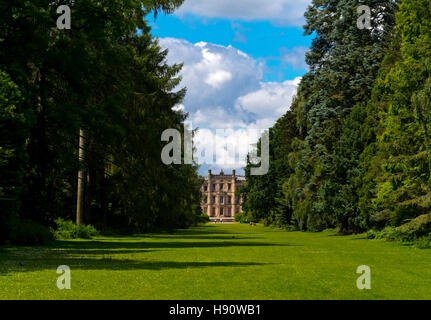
[
  {"left": 241, "top": 111, "right": 299, "bottom": 226},
  {"left": 0, "top": 70, "right": 31, "bottom": 242},
  {"left": 0, "top": 0, "right": 203, "bottom": 242},
  {"left": 242, "top": 0, "right": 401, "bottom": 233},
  {"left": 359, "top": 0, "right": 431, "bottom": 228}
]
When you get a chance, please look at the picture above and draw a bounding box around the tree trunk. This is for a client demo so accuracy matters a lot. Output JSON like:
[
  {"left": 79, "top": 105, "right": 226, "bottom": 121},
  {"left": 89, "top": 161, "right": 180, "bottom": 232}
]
[{"left": 76, "top": 128, "right": 86, "bottom": 225}]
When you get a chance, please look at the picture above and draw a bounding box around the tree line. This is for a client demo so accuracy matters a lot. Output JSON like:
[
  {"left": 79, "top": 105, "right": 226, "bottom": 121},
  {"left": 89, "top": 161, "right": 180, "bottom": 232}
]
[
  {"left": 0, "top": 0, "right": 204, "bottom": 244},
  {"left": 242, "top": 0, "right": 431, "bottom": 239}
]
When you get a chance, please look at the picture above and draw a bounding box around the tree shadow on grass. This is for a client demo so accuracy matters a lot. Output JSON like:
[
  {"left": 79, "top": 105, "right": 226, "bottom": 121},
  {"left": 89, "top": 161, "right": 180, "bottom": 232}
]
[
  {"left": 53, "top": 240, "right": 294, "bottom": 251},
  {"left": 155, "top": 226, "right": 256, "bottom": 236},
  {"left": 38, "top": 240, "right": 295, "bottom": 257},
  {"left": 97, "top": 225, "right": 249, "bottom": 239},
  {"left": 0, "top": 257, "right": 270, "bottom": 275},
  {"left": 141, "top": 235, "right": 263, "bottom": 241},
  {"left": 0, "top": 239, "right": 296, "bottom": 275},
  {"left": 47, "top": 248, "right": 159, "bottom": 256}
]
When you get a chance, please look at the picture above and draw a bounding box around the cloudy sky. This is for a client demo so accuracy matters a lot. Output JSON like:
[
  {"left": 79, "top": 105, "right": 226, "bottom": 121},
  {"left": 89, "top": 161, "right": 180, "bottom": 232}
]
[{"left": 148, "top": 0, "right": 312, "bottom": 175}]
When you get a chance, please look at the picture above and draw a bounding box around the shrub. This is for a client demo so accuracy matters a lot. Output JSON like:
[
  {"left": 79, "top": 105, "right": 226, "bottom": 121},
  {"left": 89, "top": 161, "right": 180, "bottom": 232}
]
[
  {"left": 10, "top": 220, "right": 54, "bottom": 246},
  {"left": 54, "top": 219, "right": 99, "bottom": 239},
  {"left": 414, "top": 235, "right": 431, "bottom": 249},
  {"left": 234, "top": 211, "right": 249, "bottom": 223},
  {"left": 283, "top": 225, "right": 298, "bottom": 231},
  {"left": 366, "top": 229, "right": 378, "bottom": 239},
  {"left": 374, "top": 226, "right": 405, "bottom": 241},
  {"left": 397, "top": 213, "right": 431, "bottom": 240},
  {"left": 197, "top": 212, "right": 210, "bottom": 224},
  {"left": 369, "top": 214, "right": 431, "bottom": 246},
  {"left": 390, "top": 203, "right": 419, "bottom": 227}
]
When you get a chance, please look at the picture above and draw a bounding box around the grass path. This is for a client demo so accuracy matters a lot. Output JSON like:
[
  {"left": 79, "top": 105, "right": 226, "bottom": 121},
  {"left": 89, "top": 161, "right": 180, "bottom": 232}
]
[{"left": 0, "top": 223, "right": 430, "bottom": 299}]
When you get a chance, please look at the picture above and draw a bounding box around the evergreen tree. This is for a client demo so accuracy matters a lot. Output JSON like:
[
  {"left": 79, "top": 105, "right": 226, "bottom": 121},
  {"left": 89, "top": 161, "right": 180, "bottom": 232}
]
[
  {"left": 0, "top": 70, "right": 30, "bottom": 243},
  {"left": 360, "top": 0, "right": 431, "bottom": 228},
  {"left": 0, "top": 0, "right": 202, "bottom": 241},
  {"left": 242, "top": 0, "right": 398, "bottom": 232}
]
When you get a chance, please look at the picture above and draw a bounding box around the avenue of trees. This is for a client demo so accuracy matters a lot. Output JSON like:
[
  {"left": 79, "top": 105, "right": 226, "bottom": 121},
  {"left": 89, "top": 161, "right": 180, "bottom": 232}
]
[
  {"left": 0, "top": 0, "right": 204, "bottom": 244},
  {"left": 242, "top": 0, "right": 431, "bottom": 240},
  {"left": 2, "top": 0, "right": 430, "bottom": 246}
]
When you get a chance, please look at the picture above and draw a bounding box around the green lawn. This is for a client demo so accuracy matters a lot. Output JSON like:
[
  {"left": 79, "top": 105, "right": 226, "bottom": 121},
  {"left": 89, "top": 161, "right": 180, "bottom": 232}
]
[{"left": 0, "top": 223, "right": 430, "bottom": 300}]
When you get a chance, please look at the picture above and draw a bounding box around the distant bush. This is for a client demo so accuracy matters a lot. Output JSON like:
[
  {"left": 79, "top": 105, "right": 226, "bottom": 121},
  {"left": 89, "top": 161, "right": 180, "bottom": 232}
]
[
  {"left": 197, "top": 212, "right": 210, "bottom": 224},
  {"left": 397, "top": 213, "right": 431, "bottom": 240},
  {"left": 54, "top": 218, "right": 99, "bottom": 239},
  {"left": 367, "top": 214, "right": 431, "bottom": 248},
  {"left": 234, "top": 212, "right": 249, "bottom": 223},
  {"left": 10, "top": 220, "right": 54, "bottom": 246},
  {"left": 414, "top": 235, "right": 431, "bottom": 249},
  {"left": 366, "top": 229, "right": 378, "bottom": 239},
  {"left": 283, "top": 225, "right": 298, "bottom": 231},
  {"left": 374, "top": 226, "right": 404, "bottom": 241}
]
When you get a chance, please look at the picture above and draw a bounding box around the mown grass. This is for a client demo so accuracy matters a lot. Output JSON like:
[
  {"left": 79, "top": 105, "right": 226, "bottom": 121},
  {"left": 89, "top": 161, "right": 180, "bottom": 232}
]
[{"left": 0, "top": 223, "right": 430, "bottom": 299}]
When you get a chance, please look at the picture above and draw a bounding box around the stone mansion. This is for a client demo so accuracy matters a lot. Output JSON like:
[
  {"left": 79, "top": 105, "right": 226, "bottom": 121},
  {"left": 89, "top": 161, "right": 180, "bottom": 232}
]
[{"left": 201, "top": 169, "right": 245, "bottom": 222}]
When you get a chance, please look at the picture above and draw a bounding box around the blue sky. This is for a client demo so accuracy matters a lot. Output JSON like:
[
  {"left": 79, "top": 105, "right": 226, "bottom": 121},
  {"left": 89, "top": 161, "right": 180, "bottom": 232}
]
[
  {"left": 148, "top": 13, "right": 311, "bottom": 82},
  {"left": 147, "top": 0, "right": 313, "bottom": 175}
]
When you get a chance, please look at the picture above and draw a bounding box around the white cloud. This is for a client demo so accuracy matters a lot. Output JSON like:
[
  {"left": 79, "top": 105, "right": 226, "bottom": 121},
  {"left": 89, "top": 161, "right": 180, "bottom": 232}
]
[
  {"left": 235, "top": 78, "right": 300, "bottom": 119},
  {"left": 193, "top": 128, "right": 265, "bottom": 169},
  {"left": 158, "top": 37, "right": 264, "bottom": 129},
  {"left": 158, "top": 37, "right": 301, "bottom": 171},
  {"left": 191, "top": 108, "right": 246, "bottom": 129},
  {"left": 175, "top": 0, "right": 312, "bottom": 26},
  {"left": 172, "top": 104, "right": 185, "bottom": 112},
  {"left": 205, "top": 70, "right": 232, "bottom": 88}
]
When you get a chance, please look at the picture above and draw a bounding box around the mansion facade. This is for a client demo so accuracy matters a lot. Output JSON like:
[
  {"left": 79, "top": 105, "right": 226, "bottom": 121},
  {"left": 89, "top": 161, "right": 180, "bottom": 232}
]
[{"left": 201, "top": 170, "right": 245, "bottom": 222}]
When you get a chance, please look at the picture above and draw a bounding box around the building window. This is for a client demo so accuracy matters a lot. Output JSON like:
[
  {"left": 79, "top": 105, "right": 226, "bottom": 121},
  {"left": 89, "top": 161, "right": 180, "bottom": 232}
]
[
  {"left": 228, "top": 196, "right": 231, "bottom": 204},
  {"left": 212, "top": 184, "right": 216, "bottom": 191},
  {"left": 227, "top": 208, "right": 231, "bottom": 217},
  {"left": 220, "top": 196, "right": 224, "bottom": 204},
  {"left": 212, "top": 196, "right": 216, "bottom": 204},
  {"left": 236, "top": 207, "right": 240, "bottom": 213},
  {"left": 235, "top": 196, "right": 240, "bottom": 204},
  {"left": 204, "top": 186, "right": 207, "bottom": 191},
  {"left": 219, "top": 183, "right": 223, "bottom": 191},
  {"left": 211, "top": 208, "right": 216, "bottom": 217},
  {"left": 220, "top": 208, "right": 224, "bottom": 216},
  {"left": 228, "top": 183, "right": 231, "bottom": 190},
  {"left": 204, "top": 196, "right": 207, "bottom": 203}
]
